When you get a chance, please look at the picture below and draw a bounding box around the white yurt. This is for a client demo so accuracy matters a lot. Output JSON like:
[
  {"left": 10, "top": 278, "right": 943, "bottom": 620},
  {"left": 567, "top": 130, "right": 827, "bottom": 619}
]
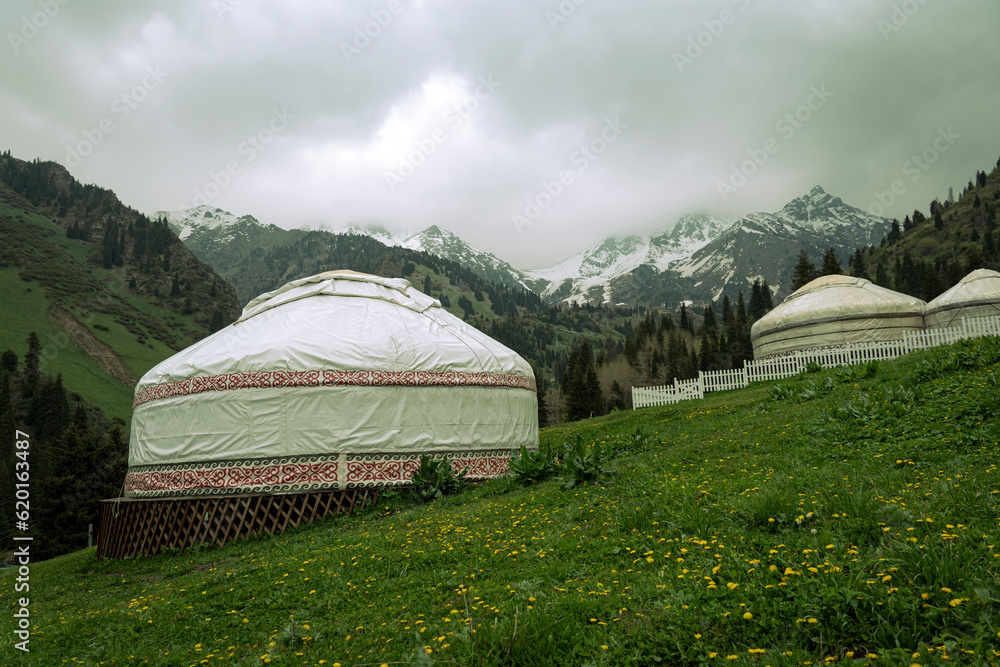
[
  {"left": 923, "top": 269, "right": 1000, "bottom": 329},
  {"left": 125, "top": 271, "right": 538, "bottom": 498},
  {"left": 751, "top": 275, "right": 927, "bottom": 359}
]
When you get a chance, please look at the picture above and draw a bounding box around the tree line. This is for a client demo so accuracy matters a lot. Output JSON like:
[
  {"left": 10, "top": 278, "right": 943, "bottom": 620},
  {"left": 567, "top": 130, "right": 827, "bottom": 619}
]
[{"left": 0, "top": 333, "right": 127, "bottom": 561}]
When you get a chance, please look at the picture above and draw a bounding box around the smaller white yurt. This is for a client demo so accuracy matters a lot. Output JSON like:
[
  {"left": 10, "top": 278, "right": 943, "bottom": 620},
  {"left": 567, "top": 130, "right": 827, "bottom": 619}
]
[
  {"left": 924, "top": 269, "right": 1000, "bottom": 329},
  {"left": 125, "top": 270, "right": 538, "bottom": 498},
  {"left": 751, "top": 275, "right": 926, "bottom": 359}
]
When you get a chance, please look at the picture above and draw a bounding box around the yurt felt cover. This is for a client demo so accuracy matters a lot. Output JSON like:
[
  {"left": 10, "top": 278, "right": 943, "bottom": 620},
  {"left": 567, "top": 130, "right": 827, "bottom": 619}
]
[
  {"left": 924, "top": 269, "right": 1000, "bottom": 329},
  {"left": 750, "top": 275, "right": 926, "bottom": 359},
  {"left": 125, "top": 272, "right": 538, "bottom": 498}
]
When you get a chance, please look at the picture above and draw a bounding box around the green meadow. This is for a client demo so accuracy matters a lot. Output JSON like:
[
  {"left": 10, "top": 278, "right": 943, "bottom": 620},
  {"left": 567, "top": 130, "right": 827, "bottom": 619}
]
[{"left": 2, "top": 337, "right": 1000, "bottom": 666}]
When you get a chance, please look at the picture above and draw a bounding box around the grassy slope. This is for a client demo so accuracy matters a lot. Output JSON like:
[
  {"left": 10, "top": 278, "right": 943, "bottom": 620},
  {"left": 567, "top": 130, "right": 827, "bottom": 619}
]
[
  {"left": 0, "top": 200, "right": 216, "bottom": 422},
  {"left": 0, "top": 267, "right": 134, "bottom": 422},
  {"left": 3, "top": 338, "right": 1000, "bottom": 666}
]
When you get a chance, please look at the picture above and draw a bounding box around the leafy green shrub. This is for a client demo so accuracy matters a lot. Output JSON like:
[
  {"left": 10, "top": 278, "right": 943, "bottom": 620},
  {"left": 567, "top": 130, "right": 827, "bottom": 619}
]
[
  {"left": 827, "top": 383, "right": 925, "bottom": 423},
  {"left": 910, "top": 337, "right": 1000, "bottom": 382},
  {"left": 804, "top": 361, "right": 823, "bottom": 373},
  {"left": 627, "top": 425, "right": 656, "bottom": 453},
  {"left": 508, "top": 443, "right": 557, "bottom": 486},
  {"left": 560, "top": 434, "right": 613, "bottom": 490},
  {"left": 834, "top": 360, "right": 878, "bottom": 382},
  {"left": 771, "top": 376, "right": 834, "bottom": 403},
  {"left": 409, "top": 454, "right": 468, "bottom": 502}
]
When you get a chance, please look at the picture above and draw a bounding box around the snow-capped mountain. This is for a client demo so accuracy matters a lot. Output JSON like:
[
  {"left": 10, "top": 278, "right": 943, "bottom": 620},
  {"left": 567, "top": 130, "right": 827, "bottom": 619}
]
[
  {"left": 673, "top": 186, "right": 892, "bottom": 300},
  {"left": 157, "top": 186, "right": 889, "bottom": 309},
  {"left": 156, "top": 207, "right": 534, "bottom": 295},
  {"left": 522, "top": 214, "right": 733, "bottom": 304},
  {"left": 330, "top": 224, "right": 533, "bottom": 293},
  {"left": 156, "top": 205, "right": 283, "bottom": 244}
]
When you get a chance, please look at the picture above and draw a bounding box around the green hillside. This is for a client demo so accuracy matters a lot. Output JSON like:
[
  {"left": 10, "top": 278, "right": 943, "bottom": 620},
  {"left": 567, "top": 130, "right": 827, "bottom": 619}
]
[
  {"left": 857, "top": 157, "right": 1000, "bottom": 298},
  {"left": 0, "top": 153, "right": 241, "bottom": 421},
  {"left": 4, "top": 336, "right": 998, "bottom": 665}
]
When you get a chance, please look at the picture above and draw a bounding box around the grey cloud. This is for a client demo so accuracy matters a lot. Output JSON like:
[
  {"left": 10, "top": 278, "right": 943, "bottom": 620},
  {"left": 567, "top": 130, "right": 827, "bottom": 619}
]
[{"left": 1, "top": 0, "right": 998, "bottom": 269}]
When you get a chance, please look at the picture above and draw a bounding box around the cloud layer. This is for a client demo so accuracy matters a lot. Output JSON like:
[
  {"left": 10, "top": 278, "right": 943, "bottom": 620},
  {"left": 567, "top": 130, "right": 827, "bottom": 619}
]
[{"left": 2, "top": 0, "right": 999, "bottom": 268}]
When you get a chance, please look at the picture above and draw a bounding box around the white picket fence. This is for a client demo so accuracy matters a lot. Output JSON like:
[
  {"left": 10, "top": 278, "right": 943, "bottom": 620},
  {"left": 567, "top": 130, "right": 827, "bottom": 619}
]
[{"left": 632, "top": 315, "right": 1000, "bottom": 410}]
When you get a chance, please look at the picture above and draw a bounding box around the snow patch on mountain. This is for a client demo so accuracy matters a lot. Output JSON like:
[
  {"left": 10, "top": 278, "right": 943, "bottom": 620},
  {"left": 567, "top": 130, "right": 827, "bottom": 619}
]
[
  {"left": 155, "top": 205, "right": 261, "bottom": 240},
  {"left": 523, "top": 214, "right": 734, "bottom": 304}
]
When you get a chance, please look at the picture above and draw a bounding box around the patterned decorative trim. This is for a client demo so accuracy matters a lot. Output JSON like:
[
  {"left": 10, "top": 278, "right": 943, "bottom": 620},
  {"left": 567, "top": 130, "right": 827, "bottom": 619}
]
[
  {"left": 124, "top": 450, "right": 514, "bottom": 498},
  {"left": 134, "top": 369, "right": 536, "bottom": 408}
]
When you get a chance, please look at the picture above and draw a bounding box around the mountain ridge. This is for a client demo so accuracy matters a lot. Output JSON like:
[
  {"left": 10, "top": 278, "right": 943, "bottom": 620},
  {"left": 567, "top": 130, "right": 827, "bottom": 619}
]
[{"left": 158, "top": 185, "right": 890, "bottom": 308}]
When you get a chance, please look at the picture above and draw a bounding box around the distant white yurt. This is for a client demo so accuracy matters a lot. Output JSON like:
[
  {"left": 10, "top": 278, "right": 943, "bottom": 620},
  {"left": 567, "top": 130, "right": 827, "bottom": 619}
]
[
  {"left": 924, "top": 269, "right": 1000, "bottom": 329},
  {"left": 125, "top": 271, "right": 538, "bottom": 498},
  {"left": 751, "top": 275, "right": 926, "bottom": 359}
]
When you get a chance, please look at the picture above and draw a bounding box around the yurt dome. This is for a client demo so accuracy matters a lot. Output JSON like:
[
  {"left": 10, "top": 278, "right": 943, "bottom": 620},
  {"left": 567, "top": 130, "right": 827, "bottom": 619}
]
[
  {"left": 924, "top": 269, "right": 1000, "bottom": 329},
  {"left": 125, "top": 271, "right": 538, "bottom": 498},
  {"left": 751, "top": 275, "right": 926, "bottom": 359}
]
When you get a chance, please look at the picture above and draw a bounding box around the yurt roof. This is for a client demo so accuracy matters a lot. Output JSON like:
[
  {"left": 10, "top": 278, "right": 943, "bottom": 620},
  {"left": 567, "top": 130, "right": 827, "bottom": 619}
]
[
  {"left": 924, "top": 269, "right": 1000, "bottom": 316},
  {"left": 136, "top": 271, "right": 532, "bottom": 393},
  {"left": 751, "top": 275, "right": 926, "bottom": 341}
]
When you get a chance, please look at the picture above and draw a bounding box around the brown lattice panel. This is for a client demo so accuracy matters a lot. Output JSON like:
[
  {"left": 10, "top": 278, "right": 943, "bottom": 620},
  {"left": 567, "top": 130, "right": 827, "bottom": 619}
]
[{"left": 96, "top": 488, "right": 378, "bottom": 559}]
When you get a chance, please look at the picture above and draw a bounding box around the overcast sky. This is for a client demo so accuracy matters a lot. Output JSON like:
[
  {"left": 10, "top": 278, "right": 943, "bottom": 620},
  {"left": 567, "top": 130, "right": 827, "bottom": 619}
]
[{"left": 2, "top": 1, "right": 998, "bottom": 269}]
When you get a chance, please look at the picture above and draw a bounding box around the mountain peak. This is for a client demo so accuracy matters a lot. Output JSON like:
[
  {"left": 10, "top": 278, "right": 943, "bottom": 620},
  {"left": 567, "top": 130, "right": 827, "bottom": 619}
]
[{"left": 810, "top": 185, "right": 826, "bottom": 196}]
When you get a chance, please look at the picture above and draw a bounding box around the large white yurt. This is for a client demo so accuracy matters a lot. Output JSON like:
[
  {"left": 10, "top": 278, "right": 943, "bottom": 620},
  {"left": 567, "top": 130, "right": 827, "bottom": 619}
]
[
  {"left": 751, "top": 275, "right": 926, "bottom": 359},
  {"left": 125, "top": 271, "right": 538, "bottom": 498},
  {"left": 924, "top": 269, "right": 1000, "bottom": 329}
]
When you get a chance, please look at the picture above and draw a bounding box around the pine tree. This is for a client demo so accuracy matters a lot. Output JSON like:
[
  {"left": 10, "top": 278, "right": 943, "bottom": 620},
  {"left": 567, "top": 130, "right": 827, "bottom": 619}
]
[
  {"left": 679, "top": 304, "right": 690, "bottom": 332},
  {"left": 761, "top": 281, "right": 773, "bottom": 312},
  {"left": 820, "top": 247, "right": 842, "bottom": 275},
  {"left": 887, "top": 219, "right": 902, "bottom": 244},
  {"left": 608, "top": 381, "right": 626, "bottom": 412},
  {"left": 1, "top": 349, "right": 17, "bottom": 373},
  {"left": 703, "top": 305, "right": 718, "bottom": 331},
  {"left": 699, "top": 330, "right": 713, "bottom": 371},
  {"left": 850, "top": 248, "right": 867, "bottom": 278},
  {"left": 748, "top": 280, "right": 765, "bottom": 321},
  {"left": 22, "top": 332, "right": 41, "bottom": 399},
  {"left": 791, "top": 250, "right": 819, "bottom": 291},
  {"left": 875, "top": 262, "right": 889, "bottom": 288}
]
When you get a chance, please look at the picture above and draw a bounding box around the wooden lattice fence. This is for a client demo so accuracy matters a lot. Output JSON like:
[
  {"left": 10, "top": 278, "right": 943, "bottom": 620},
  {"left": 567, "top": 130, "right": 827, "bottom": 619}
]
[{"left": 97, "top": 488, "right": 377, "bottom": 559}]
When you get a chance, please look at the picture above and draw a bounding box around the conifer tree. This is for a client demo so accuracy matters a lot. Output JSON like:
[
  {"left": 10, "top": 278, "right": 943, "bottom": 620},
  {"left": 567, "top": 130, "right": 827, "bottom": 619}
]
[
  {"left": 791, "top": 250, "right": 819, "bottom": 291},
  {"left": 703, "top": 305, "right": 717, "bottom": 331},
  {"left": 821, "top": 247, "right": 842, "bottom": 276},
  {"left": 21, "top": 332, "right": 40, "bottom": 399},
  {"left": 748, "top": 280, "right": 765, "bottom": 321}
]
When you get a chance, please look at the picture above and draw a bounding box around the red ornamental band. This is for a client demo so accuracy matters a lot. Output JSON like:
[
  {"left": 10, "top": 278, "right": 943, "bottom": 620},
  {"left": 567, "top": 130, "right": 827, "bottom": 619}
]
[
  {"left": 133, "top": 369, "right": 536, "bottom": 408},
  {"left": 124, "top": 455, "right": 512, "bottom": 497}
]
